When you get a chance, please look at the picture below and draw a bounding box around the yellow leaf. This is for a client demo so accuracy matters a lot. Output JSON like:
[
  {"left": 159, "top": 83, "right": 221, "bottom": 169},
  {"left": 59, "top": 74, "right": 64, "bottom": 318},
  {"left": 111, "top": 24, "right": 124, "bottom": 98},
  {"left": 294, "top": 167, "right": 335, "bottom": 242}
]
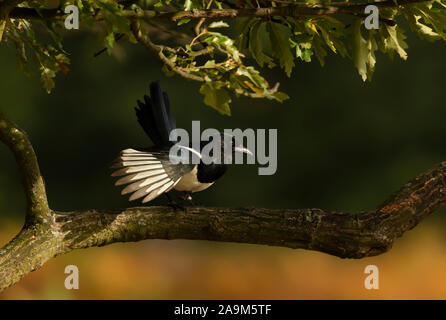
[
  {"left": 306, "top": 21, "right": 319, "bottom": 35},
  {"left": 244, "top": 81, "right": 265, "bottom": 97},
  {"left": 0, "top": 20, "right": 6, "bottom": 43}
]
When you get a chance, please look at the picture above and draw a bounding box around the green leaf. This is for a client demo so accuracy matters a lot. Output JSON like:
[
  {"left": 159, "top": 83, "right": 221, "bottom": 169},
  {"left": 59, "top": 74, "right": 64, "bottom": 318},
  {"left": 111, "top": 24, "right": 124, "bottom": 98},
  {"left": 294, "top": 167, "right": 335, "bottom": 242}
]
[
  {"left": 404, "top": 6, "right": 442, "bottom": 41},
  {"left": 266, "top": 22, "right": 295, "bottom": 77},
  {"left": 352, "top": 19, "right": 377, "bottom": 81},
  {"left": 13, "top": 38, "right": 30, "bottom": 74},
  {"left": 383, "top": 25, "right": 408, "bottom": 60},
  {"left": 318, "top": 24, "right": 337, "bottom": 53},
  {"left": 200, "top": 82, "right": 232, "bottom": 116},
  {"left": 421, "top": 8, "right": 446, "bottom": 39},
  {"left": 272, "top": 91, "right": 290, "bottom": 102},
  {"left": 76, "top": 0, "right": 84, "bottom": 10},
  {"left": 208, "top": 21, "right": 229, "bottom": 28},
  {"left": 204, "top": 60, "right": 216, "bottom": 67},
  {"left": 312, "top": 37, "right": 327, "bottom": 66},
  {"left": 235, "top": 17, "right": 258, "bottom": 49},
  {"left": 203, "top": 31, "right": 241, "bottom": 62},
  {"left": 96, "top": 0, "right": 129, "bottom": 34},
  {"left": 0, "top": 20, "right": 6, "bottom": 42},
  {"left": 249, "top": 21, "right": 275, "bottom": 68},
  {"left": 177, "top": 19, "right": 191, "bottom": 26},
  {"left": 301, "top": 48, "right": 313, "bottom": 62},
  {"left": 184, "top": 0, "right": 193, "bottom": 10},
  {"left": 105, "top": 32, "right": 115, "bottom": 55},
  {"left": 41, "top": 67, "right": 56, "bottom": 94},
  {"left": 410, "top": 16, "right": 442, "bottom": 40},
  {"left": 366, "top": 31, "right": 378, "bottom": 80},
  {"left": 352, "top": 20, "right": 368, "bottom": 81}
]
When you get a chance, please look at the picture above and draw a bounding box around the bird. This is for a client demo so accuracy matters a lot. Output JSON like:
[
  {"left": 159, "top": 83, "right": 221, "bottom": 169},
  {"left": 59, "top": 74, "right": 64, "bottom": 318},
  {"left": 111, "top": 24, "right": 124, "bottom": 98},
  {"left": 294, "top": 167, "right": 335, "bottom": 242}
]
[{"left": 111, "top": 81, "right": 253, "bottom": 204}]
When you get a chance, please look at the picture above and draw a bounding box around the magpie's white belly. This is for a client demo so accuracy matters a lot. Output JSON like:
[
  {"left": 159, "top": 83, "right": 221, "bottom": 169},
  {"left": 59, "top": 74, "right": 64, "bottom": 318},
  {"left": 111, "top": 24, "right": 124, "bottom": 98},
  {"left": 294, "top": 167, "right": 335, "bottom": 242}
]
[{"left": 174, "top": 166, "right": 214, "bottom": 193}]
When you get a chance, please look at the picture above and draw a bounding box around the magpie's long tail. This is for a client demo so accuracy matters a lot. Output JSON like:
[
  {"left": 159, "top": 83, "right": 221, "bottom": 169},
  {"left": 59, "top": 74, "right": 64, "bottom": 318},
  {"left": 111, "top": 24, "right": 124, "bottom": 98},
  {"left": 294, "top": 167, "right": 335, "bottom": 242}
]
[{"left": 135, "top": 81, "right": 176, "bottom": 147}]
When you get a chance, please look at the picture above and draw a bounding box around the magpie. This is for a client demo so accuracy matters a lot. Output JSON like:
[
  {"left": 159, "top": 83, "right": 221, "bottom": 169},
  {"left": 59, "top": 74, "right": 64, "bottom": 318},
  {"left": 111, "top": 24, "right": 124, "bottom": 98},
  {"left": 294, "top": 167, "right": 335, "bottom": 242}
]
[{"left": 111, "top": 81, "right": 253, "bottom": 204}]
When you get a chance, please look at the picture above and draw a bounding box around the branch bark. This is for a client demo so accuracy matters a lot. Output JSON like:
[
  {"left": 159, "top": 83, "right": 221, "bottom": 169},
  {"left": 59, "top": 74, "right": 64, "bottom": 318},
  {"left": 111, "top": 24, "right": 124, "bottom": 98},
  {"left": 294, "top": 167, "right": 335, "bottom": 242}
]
[
  {"left": 1, "top": 112, "right": 446, "bottom": 292},
  {"left": 130, "top": 20, "right": 205, "bottom": 82},
  {"left": 0, "top": 0, "right": 25, "bottom": 19},
  {"left": 0, "top": 113, "right": 50, "bottom": 225},
  {"left": 7, "top": 0, "right": 432, "bottom": 21}
]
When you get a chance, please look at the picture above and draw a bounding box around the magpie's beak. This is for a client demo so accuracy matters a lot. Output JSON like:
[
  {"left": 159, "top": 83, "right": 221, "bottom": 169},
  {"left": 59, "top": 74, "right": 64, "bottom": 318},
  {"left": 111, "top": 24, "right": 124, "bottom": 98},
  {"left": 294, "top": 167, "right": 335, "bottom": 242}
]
[{"left": 234, "top": 146, "right": 254, "bottom": 156}]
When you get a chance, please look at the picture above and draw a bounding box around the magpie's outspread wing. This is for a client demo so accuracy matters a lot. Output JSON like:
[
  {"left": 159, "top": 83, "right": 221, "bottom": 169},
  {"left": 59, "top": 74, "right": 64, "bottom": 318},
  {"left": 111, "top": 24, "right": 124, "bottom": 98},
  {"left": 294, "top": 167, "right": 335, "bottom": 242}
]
[
  {"left": 111, "top": 148, "right": 195, "bottom": 203},
  {"left": 135, "top": 82, "right": 176, "bottom": 147}
]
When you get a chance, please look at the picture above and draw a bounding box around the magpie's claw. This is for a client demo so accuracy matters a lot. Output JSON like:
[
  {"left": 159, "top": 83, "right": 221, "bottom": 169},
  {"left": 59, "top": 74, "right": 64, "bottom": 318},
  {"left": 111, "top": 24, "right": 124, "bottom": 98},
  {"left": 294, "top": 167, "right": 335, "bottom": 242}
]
[
  {"left": 165, "top": 193, "right": 185, "bottom": 211},
  {"left": 168, "top": 202, "right": 186, "bottom": 211},
  {"left": 181, "top": 192, "right": 201, "bottom": 206}
]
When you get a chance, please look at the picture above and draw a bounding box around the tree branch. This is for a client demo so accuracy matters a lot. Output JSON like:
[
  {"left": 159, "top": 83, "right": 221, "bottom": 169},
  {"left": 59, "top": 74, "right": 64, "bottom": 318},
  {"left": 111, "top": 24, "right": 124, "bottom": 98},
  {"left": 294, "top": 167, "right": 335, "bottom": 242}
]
[
  {"left": 0, "top": 0, "right": 25, "bottom": 19},
  {"left": 0, "top": 113, "right": 50, "bottom": 225},
  {"left": 7, "top": 0, "right": 433, "bottom": 21},
  {"left": 130, "top": 20, "right": 205, "bottom": 82},
  {"left": 2, "top": 112, "right": 446, "bottom": 291}
]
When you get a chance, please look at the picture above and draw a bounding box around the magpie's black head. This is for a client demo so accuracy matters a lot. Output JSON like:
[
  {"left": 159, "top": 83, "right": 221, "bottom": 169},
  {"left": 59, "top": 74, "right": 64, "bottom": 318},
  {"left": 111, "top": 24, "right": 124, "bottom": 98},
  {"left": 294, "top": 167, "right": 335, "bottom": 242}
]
[
  {"left": 199, "top": 132, "right": 253, "bottom": 165},
  {"left": 223, "top": 133, "right": 253, "bottom": 161}
]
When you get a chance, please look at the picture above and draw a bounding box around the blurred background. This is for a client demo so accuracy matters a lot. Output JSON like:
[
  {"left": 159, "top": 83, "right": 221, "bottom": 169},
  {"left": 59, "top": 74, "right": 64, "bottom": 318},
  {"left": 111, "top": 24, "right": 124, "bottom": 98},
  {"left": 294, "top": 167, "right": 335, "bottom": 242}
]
[{"left": 0, "top": 24, "right": 445, "bottom": 299}]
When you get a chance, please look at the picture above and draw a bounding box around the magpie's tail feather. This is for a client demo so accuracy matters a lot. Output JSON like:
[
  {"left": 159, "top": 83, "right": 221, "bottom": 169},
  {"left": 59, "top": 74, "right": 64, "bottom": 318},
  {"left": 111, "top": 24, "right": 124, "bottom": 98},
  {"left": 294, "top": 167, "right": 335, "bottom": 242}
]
[
  {"left": 111, "top": 148, "right": 180, "bottom": 203},
  {"left": 135, "top": 81, "right": 176, "bottom": 147}
]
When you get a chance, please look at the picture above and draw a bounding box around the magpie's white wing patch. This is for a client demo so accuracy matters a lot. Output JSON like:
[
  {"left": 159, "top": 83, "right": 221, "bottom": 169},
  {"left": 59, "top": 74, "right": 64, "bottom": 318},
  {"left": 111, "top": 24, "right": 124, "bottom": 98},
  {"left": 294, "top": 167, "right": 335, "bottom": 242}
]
[{"left": 111, "top": 148, "right": 194, "bottom": 203}]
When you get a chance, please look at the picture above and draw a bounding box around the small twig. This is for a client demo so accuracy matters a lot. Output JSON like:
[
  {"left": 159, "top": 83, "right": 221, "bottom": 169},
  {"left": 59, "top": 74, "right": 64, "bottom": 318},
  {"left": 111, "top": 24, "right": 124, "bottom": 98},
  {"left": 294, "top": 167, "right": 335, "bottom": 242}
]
[
  {"left": 182, "top": 59, "right": 236, "bottom": 70},
  {"left": 130, "top": 20, "right": 204, "bottom": 82},
  {"left": 192, "top": 46, "right": 214, "bottom": 56},
  {"left": 8, "top": 7, "right": 61, "bottom": 20},
  {"left": 195, "top": 0, "right": 214, "bottom": 36},
  {"left": 146, "top": 20, "right": 193, "bottom": 42},
  {"left": 190, "top": 30, "right": 207, "bottom": 47},
  {"left": 93, "top": 33, "right": 126, "bottom": 58}
]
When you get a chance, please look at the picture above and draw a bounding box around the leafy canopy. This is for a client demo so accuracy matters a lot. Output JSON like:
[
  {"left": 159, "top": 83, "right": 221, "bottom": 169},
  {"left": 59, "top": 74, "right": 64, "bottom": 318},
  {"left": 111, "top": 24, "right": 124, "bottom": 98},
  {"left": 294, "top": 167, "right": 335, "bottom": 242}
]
[{"left": 1, "top": 0, "right": 445, "bottom": 115}]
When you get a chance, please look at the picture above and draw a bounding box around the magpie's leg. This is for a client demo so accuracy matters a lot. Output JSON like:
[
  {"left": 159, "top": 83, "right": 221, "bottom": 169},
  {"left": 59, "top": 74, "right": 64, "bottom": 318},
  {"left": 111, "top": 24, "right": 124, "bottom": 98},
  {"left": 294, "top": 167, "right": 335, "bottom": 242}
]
[
  {"left": 165, "top": 193, "right": 184, "bottom": 211},
  {"left": 181, "top": 191, "right": 193, "bottom": 202},
  {"left": 181, "top": 191, "right": 201, "bottom": 206}
]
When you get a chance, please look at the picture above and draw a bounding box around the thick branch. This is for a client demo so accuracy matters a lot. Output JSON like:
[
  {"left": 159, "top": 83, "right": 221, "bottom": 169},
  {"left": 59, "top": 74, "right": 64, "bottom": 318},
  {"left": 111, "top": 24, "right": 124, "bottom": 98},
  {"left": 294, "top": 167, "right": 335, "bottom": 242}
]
[
  {"left": 0, "top": 0, "right": 25, "bottom": 19},
  {"left": 128, "top": 0, "right": 428, "bottom": 21},
  {"left": 49, "top": 161, "right": 446, "bottom": 257},
  {"left": 0, "top": 113, "right": 50, "bottom": 224},
  {"left": 8, "top": 0, "right": 432, "bottom": 21}
]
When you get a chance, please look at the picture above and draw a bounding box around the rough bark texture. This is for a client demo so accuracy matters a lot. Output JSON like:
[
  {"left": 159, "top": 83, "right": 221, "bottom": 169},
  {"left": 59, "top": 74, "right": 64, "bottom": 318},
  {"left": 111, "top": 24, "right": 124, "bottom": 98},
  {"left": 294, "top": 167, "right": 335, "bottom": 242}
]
[
  {"left": 7, "top": 0, "right": 429, "bottom": 22},
  {"left": 1, "top": 111, "right": 446, "bottom": 292},
  {"left": 0, "top": 114, "right": 50, "bottom": 224}
]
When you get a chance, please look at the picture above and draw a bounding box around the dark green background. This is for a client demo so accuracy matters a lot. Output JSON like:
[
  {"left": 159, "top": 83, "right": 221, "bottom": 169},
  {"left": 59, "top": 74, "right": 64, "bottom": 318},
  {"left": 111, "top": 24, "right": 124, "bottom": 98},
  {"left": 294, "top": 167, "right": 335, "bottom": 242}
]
[{"left": 0, "top": 30, "right": 445, "bottom": 219}]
